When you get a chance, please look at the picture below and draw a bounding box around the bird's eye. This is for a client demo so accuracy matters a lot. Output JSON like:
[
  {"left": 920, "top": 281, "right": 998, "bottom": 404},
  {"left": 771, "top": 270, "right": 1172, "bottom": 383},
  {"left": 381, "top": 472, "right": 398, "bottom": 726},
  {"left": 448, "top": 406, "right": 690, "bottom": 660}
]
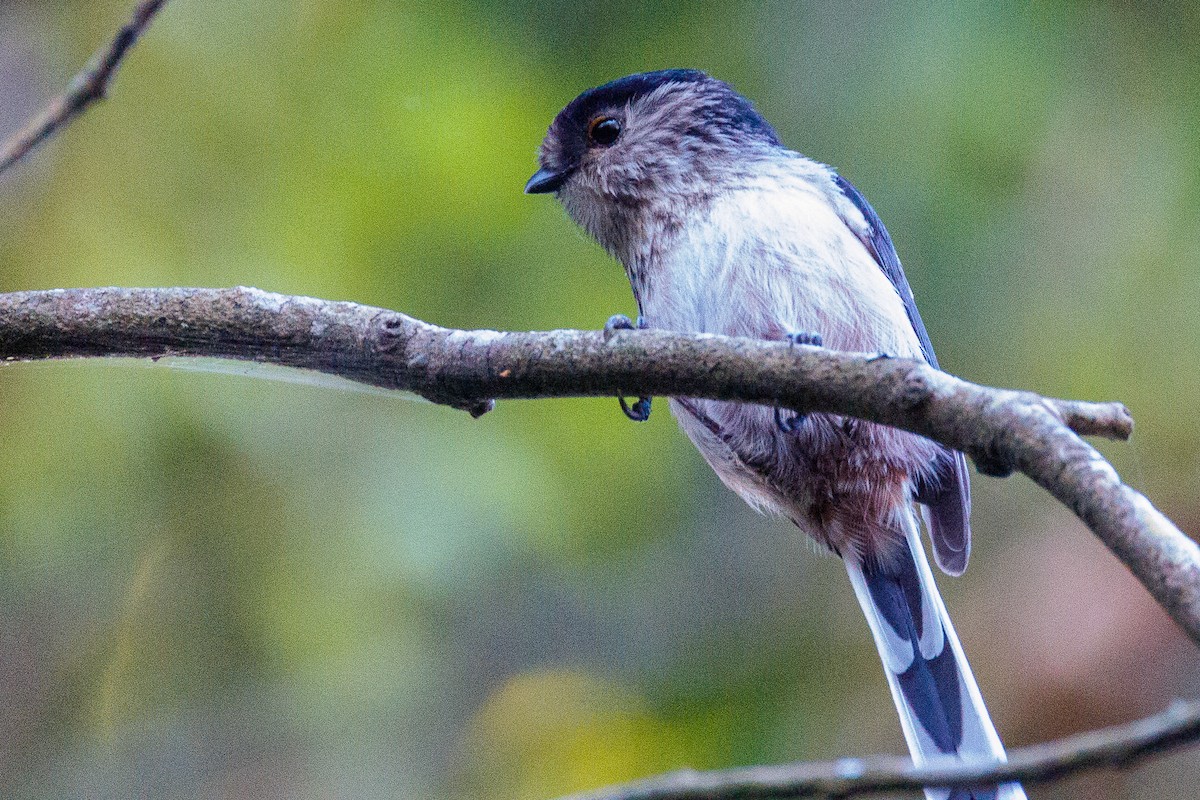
[{"left": 587, "top": 116, "right": 622, "bottom": 146}]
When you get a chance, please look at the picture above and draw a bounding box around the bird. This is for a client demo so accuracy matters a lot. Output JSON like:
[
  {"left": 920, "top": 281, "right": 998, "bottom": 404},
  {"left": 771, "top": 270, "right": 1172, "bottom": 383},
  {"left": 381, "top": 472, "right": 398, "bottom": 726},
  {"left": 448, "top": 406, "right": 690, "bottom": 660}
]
[{"left": 524, "top": 69, "right": 1026, "bottom": 800}]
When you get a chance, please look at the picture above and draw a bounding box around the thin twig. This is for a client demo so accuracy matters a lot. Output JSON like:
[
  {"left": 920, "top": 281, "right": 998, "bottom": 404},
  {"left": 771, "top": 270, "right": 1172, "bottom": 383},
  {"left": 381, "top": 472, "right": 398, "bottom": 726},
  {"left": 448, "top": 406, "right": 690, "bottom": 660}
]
[
  {"left": 0, "top": 287, "right": 1195, "bottom": 656},
  {"left": 0, "top": 0, "right": 169, "bottom": 175},
  {"left": 554, "top": 701, "right": 1200, "bottom": 799}
]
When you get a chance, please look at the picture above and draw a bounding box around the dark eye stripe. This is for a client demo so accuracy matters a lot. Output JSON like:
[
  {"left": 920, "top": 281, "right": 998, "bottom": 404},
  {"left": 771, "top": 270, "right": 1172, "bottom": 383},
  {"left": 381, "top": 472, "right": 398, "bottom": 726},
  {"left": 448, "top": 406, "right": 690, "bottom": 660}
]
[{"left": 587, "top": 117, "right": 621, "bottom": 146}]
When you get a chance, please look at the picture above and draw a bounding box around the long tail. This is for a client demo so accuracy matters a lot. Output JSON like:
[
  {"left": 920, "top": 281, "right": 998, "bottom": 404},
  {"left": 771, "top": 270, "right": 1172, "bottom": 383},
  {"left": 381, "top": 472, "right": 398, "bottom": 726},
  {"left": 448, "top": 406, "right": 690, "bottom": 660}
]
[{"left": 844, "top": 508, "right": 1026, "bottom": 800}]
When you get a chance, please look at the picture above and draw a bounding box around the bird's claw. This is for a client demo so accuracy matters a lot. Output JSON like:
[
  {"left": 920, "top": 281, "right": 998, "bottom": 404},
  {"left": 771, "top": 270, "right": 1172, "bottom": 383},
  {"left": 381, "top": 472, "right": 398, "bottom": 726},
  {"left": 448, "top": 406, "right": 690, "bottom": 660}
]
[
  {"left": 619, "top": 396, "right": 652, "bottom": 422},
  {"left": 603, "top": 313, "right": 638, "bottom": 340},
  {"left": 775, "top": 329, "right": 823, "bottom": 433},
  {"left": 775, "top": 405, "right": 804, "bottom": 432},
  {"left": 786, "top": 331, "right": 823, "bottom": 347},
  {"left": 605, "top": 313, "right": 652, "bottom": 422}
]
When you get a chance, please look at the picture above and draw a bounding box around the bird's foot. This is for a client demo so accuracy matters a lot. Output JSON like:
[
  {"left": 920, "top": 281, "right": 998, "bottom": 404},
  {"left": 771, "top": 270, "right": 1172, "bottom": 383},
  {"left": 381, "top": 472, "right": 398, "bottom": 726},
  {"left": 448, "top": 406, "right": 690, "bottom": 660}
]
[
  {"left": 775, "top": 330, "right": 823, "bottom": 433},
  {"left": 619, "top": 395, "right": 652, "bottom": 422},
  {"left": 786, "top": 331, "right": 823, "bottom": 348},
  {"left": 603, "top": 313, "right": 638, "bottom": 341},
  {"left": 604, "top": 314, "right": 652, "bottom": 422}
]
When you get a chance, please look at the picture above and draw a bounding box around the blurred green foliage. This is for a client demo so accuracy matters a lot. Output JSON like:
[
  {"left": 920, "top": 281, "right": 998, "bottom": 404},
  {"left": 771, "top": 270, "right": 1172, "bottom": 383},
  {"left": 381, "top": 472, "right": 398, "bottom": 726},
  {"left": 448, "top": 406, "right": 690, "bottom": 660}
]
[{"left": 1, "top": 1, "right": 1199, "bottom": 798}]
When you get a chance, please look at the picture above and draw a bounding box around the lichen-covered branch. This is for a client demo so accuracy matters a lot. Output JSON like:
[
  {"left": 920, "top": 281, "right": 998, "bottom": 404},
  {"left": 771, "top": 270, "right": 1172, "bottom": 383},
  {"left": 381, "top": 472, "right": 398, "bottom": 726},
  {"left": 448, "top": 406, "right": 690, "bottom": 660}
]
[
  {"left": 0, "top": 286, "right": 1196, "bottom": 655},
  {"left": 0, "top": 0, "right": 169, "bottom": 175},
  {"left": 554, "top": 700, "right": 1200, "bottom": 799}
]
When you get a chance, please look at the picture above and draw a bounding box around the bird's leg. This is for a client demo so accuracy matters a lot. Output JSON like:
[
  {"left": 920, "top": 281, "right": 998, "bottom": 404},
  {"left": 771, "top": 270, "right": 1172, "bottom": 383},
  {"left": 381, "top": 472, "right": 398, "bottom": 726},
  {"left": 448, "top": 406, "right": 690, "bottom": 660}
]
[
  {"left": 775, "top": 330, "right": 823, "bottom": 433},
  {"left": 604, "top": 314, "right": 652, "bottom": 422}
]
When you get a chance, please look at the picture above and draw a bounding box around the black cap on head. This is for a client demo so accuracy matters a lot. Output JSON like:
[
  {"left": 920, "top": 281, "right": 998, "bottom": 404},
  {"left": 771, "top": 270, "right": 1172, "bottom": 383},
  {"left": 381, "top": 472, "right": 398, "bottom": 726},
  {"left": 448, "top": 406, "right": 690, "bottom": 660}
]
[{"left": 526, "top": 69, "right": 779, "bottom": 193}]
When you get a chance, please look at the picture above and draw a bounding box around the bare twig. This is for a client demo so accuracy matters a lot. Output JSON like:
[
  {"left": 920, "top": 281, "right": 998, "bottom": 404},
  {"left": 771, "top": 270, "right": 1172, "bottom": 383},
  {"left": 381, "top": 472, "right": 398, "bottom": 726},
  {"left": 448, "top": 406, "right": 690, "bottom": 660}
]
[
  {"left": 0, "top": 0, "right": 169, "bottom": 176},
  {"left": 554, "top": 700, "right": 1200, "bottom": 799},
  {"left": 0, "top": 286, "right": 1196, "bottom": 655}
]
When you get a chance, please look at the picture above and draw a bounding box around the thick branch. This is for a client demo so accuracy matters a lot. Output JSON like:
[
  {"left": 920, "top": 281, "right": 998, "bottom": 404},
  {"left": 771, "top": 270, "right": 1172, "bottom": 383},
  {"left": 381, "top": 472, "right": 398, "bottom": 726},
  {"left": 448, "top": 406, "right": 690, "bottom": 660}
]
[
  {"left": 0, "top": 287, "right": 1195, "bottom": 653},
  {"left": 555, "top": 701, "right": 1200, "bottom": 799},
  {"left": 1, "top": 285, "right": 1198, "bottom": 797},
  {"left": 0, "top": 0, "right": 169, "bottom": 175}
]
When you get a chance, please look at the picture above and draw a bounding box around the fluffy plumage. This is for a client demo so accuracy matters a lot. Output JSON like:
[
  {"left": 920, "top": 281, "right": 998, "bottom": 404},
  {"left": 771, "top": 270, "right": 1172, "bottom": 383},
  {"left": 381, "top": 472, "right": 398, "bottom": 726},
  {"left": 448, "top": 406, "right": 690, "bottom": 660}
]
[{"left": 528, "top": 70, "right": 1024, "bottom": 800}]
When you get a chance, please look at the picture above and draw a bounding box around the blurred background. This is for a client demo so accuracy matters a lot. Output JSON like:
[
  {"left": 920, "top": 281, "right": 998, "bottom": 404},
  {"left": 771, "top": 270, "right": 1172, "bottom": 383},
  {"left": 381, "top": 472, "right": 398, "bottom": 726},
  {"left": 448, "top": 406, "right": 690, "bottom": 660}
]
[{"left": 2, "top": 1, "right": 1199, "bottom": 797}]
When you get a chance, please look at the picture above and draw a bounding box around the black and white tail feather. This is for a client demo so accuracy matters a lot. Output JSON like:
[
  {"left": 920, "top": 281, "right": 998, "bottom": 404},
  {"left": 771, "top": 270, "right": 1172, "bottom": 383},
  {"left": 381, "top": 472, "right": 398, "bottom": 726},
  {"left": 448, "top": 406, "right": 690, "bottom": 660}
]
[{"left": 845, "top": 508, "right": 1027, "bottom": 800}]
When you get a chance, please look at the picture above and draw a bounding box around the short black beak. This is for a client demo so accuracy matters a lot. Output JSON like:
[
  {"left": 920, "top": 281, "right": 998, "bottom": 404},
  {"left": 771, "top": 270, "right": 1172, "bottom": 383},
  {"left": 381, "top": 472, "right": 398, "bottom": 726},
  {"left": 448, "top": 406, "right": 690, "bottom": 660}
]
[{"left": 524, "top": 167, "right": 568, "bottom": 194}]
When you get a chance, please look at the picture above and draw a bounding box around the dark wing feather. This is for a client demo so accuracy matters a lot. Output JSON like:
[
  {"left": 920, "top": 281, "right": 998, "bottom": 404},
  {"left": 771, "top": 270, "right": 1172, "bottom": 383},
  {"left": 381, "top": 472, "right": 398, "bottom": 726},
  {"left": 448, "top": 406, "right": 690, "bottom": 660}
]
[
  {"left": 832, "top": 173, "right": 972, "bottom": 576},
  {"left": 832, "top": 173, "right": 938, "bottom": 367}
]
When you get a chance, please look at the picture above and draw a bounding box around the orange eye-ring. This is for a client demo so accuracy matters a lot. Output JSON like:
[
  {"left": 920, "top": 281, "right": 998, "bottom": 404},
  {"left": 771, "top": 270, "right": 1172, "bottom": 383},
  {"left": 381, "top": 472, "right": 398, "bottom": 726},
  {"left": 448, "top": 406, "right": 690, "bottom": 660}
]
[{"left": 587, "top": 116, "right": 622, "bottom": 146}]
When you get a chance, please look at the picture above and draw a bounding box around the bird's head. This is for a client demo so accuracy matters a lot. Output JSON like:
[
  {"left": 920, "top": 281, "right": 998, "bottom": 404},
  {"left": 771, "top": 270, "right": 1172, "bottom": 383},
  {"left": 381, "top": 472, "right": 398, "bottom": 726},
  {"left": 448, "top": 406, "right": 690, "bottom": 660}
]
[{"left": 525, "top": 70, "right": 781, "bottom": 257}]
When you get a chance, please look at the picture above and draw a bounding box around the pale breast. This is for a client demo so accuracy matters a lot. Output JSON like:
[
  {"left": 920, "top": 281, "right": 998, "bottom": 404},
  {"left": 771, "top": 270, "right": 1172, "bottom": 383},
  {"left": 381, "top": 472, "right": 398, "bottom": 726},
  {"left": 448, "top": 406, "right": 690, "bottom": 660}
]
[{"left": 641, "top": 177, "right": 925, "bottom": 359}]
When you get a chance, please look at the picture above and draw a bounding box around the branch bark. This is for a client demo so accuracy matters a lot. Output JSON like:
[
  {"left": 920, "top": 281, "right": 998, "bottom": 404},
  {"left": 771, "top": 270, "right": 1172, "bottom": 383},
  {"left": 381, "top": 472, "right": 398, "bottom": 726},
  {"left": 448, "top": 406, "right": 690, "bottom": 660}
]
[
  {"left": 1, "top": 285, "right": 1198, "bottom": 795},
  {"left": 0, "top": 286, "right": 1196, "bottom": 653},
  {"left": 553, "top": 700, "right": 1200, "bottom": 799},
  {"left": 0, "top": 0, "right": 169, "bottom": 175}
]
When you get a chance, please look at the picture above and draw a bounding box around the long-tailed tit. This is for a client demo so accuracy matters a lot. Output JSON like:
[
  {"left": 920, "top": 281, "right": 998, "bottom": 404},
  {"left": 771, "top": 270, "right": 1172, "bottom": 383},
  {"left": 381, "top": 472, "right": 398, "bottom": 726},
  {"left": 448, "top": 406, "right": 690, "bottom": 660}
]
[{"left": 526, "top": 70, "right": 1025, "bottom": 800}]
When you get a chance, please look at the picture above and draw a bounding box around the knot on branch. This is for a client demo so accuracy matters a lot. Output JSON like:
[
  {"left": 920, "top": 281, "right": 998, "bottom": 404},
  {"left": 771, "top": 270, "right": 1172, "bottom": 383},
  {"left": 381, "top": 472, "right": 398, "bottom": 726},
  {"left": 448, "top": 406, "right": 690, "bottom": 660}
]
[
  {"left": 896, "top": 368, "right": 934, "bottom": 411},
  {"left": 376, "top": 314, "right": 495, "bottom": 417},
  {"left": 375, "top": 312, "right": 410, "bottom": 354},
  {"left": 974, "top": 449, "right": 1017, "bottom": 478}
]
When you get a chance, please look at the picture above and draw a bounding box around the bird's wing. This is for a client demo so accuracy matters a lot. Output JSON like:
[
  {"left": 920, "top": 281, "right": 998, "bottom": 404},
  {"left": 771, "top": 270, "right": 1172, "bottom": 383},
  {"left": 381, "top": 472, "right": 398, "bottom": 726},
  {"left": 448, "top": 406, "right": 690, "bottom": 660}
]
[
  {"left": 831, "top": 173, "right": 972, "bottom": 576},
  {"left": 831, "top": 173, "right": 938, "bottom": 367}
]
